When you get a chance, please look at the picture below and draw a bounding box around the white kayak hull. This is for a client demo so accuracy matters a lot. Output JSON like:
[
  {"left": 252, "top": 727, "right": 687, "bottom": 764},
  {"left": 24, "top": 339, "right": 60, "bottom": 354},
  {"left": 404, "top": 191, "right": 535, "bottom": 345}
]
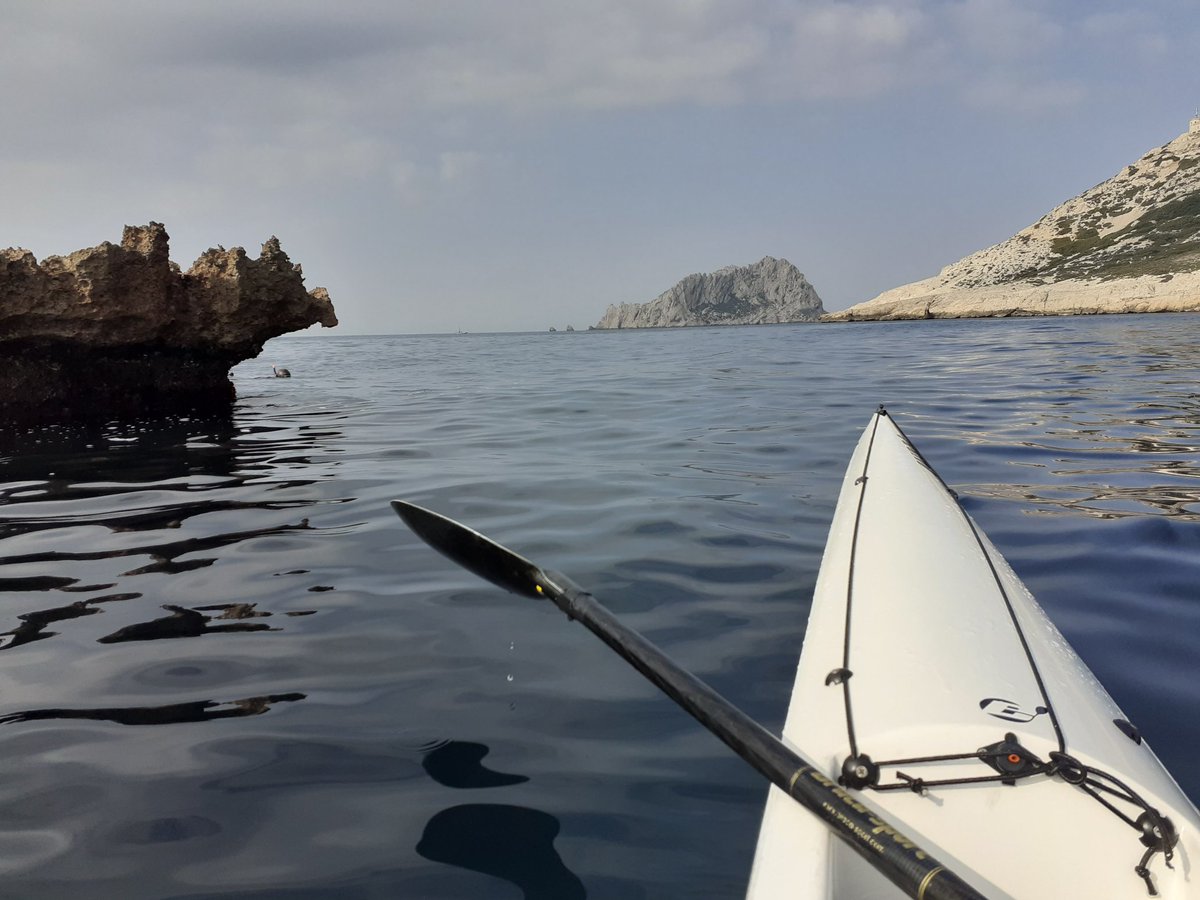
[{"left": 748, "top": 410, "right": 1200, "bottom": 899}]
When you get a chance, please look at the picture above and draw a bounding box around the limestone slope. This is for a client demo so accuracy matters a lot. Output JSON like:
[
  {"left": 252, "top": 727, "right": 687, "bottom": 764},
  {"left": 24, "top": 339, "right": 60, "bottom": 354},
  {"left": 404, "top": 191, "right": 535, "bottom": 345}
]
[{"left": 826, "top": 122, "right": 1200, "bottom": 321}]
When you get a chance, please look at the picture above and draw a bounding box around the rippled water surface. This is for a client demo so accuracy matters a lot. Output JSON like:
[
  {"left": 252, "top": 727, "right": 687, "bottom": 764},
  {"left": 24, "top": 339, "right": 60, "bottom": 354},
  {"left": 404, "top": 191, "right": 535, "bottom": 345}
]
[{"left": 1, "top": 315, "right": 1199, "bottom": 898}]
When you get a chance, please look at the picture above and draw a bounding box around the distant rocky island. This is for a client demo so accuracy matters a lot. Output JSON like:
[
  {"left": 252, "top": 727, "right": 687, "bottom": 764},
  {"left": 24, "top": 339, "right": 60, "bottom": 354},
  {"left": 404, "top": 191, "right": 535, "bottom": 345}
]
[
  {"left": 826, "top": 118, "right": 1200, "bottom": 322},
  {"left": 0, "top": 223, "right": 336, "bottom": 421},
  {"left": 595, "top": 257, "right": 824, "bottom": 328}
]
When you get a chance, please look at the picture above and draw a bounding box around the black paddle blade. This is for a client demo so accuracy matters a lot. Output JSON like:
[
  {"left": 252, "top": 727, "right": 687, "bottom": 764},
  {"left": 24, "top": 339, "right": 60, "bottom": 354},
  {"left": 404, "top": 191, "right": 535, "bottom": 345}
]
[{"left": 390, "top": 501, "right": 548, "bottom": 600}]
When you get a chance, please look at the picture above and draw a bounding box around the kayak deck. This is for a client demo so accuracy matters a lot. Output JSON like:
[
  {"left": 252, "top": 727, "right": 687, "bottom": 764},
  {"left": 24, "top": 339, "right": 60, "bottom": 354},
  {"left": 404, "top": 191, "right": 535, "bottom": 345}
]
[{"left": 748, "top": 409, "right": 1200, "bottom": 899}]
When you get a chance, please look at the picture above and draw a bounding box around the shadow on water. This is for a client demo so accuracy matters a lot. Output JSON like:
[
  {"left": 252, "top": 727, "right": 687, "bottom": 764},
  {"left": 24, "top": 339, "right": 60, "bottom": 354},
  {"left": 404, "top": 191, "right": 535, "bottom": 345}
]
[
  {"left": 422, "top": 739, "right": 530, "bottom": 788},
  {"left": 168, "top": 735, "right": 587, "bottom": 898},
  {"left": 418, "top": 804, "right": 587, "bottom": 900},
  {"left": 412, "top": 744, "right": 585, "bottom": 897},
  {"left": 415, "top": 742, "right": 587, "bottom": 897}
]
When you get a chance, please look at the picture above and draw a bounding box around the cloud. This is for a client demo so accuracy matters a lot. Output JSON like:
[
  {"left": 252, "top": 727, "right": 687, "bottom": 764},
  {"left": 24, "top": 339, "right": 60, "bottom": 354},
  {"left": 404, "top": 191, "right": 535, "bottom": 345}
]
[
  {"left": 0, "top": 1, "right": 1112, "bottom": 142},
  {"left": 438, "top": 151, "right": 487, "bottom": 185},
  {"left": 3, "top": 0, "right": 1165, "bottom": 233},
  {"left": 961, "top": 75, "right": 1087, "bottom": 115},
  {"left": 0, "top": 5, "right": 1179, "bottom": 244},
  {"left": 192, "top": 124, "right": 390, "bottom": 188},
  {"left": 0, "top": 2, "right": 954, "bottom": 122},
  {"left": 1081, "top": 10, "right": 1172, "bottom": 62},
  {"left": 348, "top": 1, "right": 934, "bottom": 109},
  {"left": 938, "top": 0, "right": 1092, "bottom": 115},
  {"left": 0, "top": 0, "right": 1133, "bottom": 283},
  {"left": 947, "top": 0, "right": 1063, "bottom": 61},
  {"left": 0, "top": 1, "right": 918, "bottom": 227},
  {"left": 772, "top": 2, "right": 933, "bottom": 100}
]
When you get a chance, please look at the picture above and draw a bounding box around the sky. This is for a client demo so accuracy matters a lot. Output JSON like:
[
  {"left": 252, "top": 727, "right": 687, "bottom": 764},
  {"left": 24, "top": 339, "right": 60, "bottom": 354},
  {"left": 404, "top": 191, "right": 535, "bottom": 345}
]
[{"left": 2, "top": 1, "right": 1198, "bottom": 335}]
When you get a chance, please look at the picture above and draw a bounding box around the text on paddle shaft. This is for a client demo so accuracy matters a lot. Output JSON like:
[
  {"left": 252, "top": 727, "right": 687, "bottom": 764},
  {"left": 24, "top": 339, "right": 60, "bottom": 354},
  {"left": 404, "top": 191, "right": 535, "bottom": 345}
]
[{"left": 806, "top": 770, "right": 928, "bottom": 860}]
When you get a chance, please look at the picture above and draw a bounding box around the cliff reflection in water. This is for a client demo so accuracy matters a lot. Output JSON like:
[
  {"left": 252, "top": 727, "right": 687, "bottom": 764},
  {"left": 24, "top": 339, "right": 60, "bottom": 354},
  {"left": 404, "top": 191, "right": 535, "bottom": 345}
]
[
  {"left": 0, "top": 692, "right": 306, "bottom": 727},
  {"left": 956, "top": 395, "right": 1200, "bottom": 520},
  {"left": 875, "top": 319, "right": 1200, "bottom": 524},
  {"left": 0, "top": 518, "right": 317, "bottom": 576},
  {"left": 96, "top": 602, "right": 315, "bottom": 644},
  {"left": 0, "top": 408, "right": 345, "bottom": 652},
  {"left": 0, "top": 405, "right": 340, "bottom": 773}
]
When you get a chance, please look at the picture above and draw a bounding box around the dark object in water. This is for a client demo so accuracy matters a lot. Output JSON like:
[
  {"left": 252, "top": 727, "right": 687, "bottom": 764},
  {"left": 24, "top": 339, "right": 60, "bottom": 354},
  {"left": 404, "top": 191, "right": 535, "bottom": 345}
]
[{"left": 417, "top": 804, "right": 586, "bottom": 900}]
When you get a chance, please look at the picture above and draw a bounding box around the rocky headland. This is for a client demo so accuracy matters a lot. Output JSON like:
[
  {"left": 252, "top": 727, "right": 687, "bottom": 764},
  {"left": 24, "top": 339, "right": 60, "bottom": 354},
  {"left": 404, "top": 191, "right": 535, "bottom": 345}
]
[
  {"left": 825, "top": 119, "right": 1200, "bottom": 322},
  {"left": 0, "top": 223, "right": 336, "bottom": 420},
  {"left": 595, "top": 256, "right": 824, "bottom": 328}
]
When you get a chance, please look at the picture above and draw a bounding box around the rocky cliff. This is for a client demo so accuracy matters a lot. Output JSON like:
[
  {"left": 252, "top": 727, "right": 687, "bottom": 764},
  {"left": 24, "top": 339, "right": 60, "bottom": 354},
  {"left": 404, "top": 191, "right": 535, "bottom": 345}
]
[
  {"left": 826, "top": 121, "right": 1200, "bottom": 321},
  {"left": 595, "top": 257, "right": 824, "bottom": 328},
  {"left": 0, "top": 223, "right": 336, "bottom": 420}
]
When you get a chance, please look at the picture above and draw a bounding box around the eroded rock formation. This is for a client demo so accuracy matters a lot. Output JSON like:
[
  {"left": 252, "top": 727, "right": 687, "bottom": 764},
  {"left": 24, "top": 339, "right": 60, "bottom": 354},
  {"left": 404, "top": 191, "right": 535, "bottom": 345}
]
[
  {"left": 0, "top": 223, "right": 336, "bottom": 419},
  {"left": 595, "top": 257, "right": 824, "bottom": 328}
]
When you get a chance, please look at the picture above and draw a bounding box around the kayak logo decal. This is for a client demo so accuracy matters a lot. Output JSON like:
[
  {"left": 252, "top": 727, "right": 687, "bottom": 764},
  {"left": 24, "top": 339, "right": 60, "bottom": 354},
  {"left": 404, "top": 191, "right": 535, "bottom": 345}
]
[{"left": 979, "top": 698, "right": 1048, "bottom": 723}]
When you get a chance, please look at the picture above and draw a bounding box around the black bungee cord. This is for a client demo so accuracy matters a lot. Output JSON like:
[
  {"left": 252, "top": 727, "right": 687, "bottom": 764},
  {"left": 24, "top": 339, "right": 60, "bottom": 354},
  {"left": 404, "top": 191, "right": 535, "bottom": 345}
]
[{"left": 831, "top": 407, "right": 1179, "bottom": 896}]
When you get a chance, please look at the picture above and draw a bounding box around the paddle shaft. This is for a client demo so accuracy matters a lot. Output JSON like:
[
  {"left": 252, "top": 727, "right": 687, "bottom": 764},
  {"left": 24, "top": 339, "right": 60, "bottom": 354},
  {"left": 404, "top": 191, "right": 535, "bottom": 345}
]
[
  {"left": 388, "top": 501, "right": 985, "bottom": 899},
  {"left": 543, "top": 575, "right": 986, "bottom": 900}
]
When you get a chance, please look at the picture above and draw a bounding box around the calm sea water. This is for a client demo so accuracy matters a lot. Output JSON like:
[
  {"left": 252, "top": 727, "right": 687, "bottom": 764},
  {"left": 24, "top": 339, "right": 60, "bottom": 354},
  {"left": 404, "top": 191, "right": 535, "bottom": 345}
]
[{"left": 1, "top": 315, "right": 1198, "bottom": 898}]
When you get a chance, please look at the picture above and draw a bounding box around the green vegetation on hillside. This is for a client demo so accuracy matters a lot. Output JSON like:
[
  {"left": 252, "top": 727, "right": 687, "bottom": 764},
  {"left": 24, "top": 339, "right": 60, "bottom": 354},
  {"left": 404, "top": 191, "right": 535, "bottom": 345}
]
[{"left": 1039, "top": 188, "right": 1200, "bottom": 281}]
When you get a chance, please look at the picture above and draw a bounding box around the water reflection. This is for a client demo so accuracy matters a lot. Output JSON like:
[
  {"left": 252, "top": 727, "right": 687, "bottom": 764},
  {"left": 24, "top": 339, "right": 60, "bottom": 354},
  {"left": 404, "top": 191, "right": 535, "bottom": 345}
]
[
  {"left": 0, "top": 325, "right": 1196, "bottom": 896},
  {"left": 0, "top": 497, "right": 318, "bottom": 541},
  {"left": 418, "top": 804, "right": 587, "bottom": 900},
  {"left": 0, "top": 575, "right": 82, "bottom": 591},
  {"left": 203, "top": 738, "right": 426, "bottom": 794},
  {"left": 0, "top": 408, "right": 347, "bottom": 512},
  {"left": 0, "top": 519, "right": 317, "bottom": 572},
  {"left": 111, "top": 815, "right": 222, "bottom": 845},
  {"left": 909, "top": 347, "right": 1200, "bottom": 520},
  {"left": 946, "top": 409, "right": 1200, "bottom": 519},
  {"left": 98, "top": 602, "right": 285, "bottom": 644},
  {"left": 0, "top": 407, "right": 348, "bottom": 655},
  {"left": 1, "top": 598, "right": 103, "bottom": 650},
  {"left": 968, "top": 481, "right": 1200, "bottom": 519},
  {"left": 0, "top": 591, "right": 316, "bottom": 650},
  {"left": 0, "top": 692, "right": 305, "bottom": 726},
  {"left": 0, "top": 413, "right": 241, "bottom": 484}
]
